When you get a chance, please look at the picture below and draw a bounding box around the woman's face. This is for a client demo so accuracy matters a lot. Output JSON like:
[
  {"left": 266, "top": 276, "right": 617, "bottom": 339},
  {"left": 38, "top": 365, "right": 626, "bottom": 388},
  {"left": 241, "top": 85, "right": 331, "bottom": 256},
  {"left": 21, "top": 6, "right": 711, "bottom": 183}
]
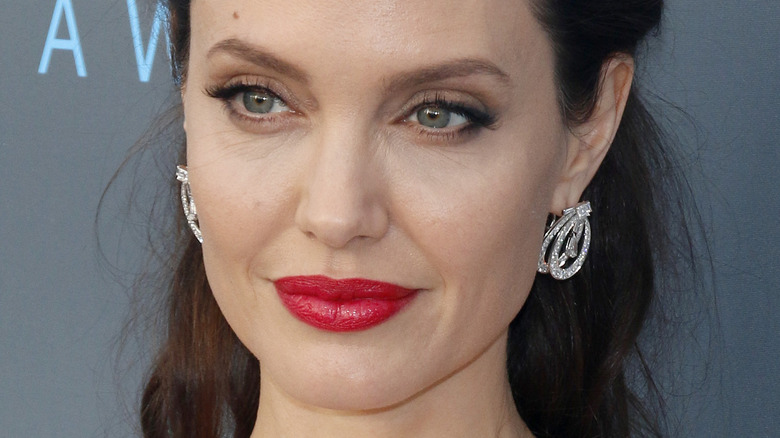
[{"left": 183, "top": 0, "right": 579, "bottom": 411}]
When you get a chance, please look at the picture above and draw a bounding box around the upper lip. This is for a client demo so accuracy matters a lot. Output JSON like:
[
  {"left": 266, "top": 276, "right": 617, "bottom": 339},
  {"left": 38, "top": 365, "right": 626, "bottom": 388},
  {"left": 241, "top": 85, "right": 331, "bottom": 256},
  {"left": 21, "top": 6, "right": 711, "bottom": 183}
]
[{"left": 274, "top": 275, "right": 417, "bottom": 301}]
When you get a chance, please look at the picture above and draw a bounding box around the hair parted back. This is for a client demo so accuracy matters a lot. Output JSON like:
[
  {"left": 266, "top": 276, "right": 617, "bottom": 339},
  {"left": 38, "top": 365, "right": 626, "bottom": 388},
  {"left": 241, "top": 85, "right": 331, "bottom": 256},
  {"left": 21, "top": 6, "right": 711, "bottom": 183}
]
[{"left": 137, "top": 1, "right": 688, "bottom": 437}]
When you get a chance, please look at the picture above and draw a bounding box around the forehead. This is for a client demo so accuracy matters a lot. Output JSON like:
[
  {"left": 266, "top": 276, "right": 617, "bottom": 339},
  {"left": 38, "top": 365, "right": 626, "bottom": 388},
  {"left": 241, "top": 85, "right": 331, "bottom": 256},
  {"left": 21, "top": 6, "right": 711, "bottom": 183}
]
[{"left": 189, "top": 0, "right": 549, "bottom": 76}]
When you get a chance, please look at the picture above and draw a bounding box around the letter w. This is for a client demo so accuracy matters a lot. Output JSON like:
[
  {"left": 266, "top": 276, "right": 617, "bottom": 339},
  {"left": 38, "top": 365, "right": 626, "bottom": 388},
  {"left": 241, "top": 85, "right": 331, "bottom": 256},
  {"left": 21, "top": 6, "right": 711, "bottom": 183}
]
[{"left": 127, "top": 0, "right": 168, "bottom": 82}]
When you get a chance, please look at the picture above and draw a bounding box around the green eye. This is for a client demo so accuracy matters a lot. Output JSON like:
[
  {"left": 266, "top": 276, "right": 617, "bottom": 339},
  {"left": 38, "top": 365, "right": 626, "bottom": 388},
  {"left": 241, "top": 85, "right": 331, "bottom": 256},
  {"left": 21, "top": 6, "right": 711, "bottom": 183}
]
[
  {"left": 410, "top": 106, "right": 468, "bottom": 129},
  {"left": 242, "top": 90, "right": 287, "bottom": 114}
]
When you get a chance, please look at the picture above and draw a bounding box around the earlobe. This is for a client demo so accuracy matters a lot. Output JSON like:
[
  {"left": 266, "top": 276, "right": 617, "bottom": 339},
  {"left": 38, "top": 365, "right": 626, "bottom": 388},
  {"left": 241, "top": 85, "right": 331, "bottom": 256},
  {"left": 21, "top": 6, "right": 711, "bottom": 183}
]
[{"left": 550, "top": 55, "right": 635, "bottom": 213}]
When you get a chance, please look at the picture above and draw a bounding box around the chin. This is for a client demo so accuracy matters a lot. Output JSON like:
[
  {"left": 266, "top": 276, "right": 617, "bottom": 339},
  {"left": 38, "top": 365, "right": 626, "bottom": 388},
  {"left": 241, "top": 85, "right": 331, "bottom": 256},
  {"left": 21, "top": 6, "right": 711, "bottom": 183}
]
[
  {"left": 266, "top": 357, "right": 427, "bottom": 412},
  {"left": 304, "top": 388, "right": 402, "bottom": 412}
]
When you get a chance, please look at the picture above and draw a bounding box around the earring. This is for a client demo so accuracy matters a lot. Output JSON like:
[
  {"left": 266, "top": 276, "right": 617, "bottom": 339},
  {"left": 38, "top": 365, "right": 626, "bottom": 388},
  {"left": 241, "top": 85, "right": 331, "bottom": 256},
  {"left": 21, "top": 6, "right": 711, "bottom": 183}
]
[
  {"left": 175, "top": 165, "right": 204, "bottom": 243},
  {"left": 537, "top": 201, "right": 592, "bottom": 280}
]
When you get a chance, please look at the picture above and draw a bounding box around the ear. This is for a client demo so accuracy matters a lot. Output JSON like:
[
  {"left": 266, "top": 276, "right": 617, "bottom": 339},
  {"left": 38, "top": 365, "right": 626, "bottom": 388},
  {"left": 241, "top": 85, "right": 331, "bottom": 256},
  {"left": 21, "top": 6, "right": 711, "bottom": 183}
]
[{"left": 549, "top": 55, "right": 634, "bottom": 214}]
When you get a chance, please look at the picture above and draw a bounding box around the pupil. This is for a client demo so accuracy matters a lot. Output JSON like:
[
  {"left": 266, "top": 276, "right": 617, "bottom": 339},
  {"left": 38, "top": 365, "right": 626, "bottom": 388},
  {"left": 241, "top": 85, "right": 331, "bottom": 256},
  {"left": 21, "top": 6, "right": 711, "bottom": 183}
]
[
  {"left": 244, "top": 91, "right": 272, "bottom": 113},
  {"left": 419, "top": 107, "right": 450, "bottom": 128}
]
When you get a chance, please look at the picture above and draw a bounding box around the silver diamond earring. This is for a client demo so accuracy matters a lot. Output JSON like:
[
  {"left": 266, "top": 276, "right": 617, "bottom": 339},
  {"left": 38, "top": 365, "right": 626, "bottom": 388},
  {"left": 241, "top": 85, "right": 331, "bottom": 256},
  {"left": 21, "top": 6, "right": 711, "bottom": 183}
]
[
  {"left": 175, "top": 165, "right": 204, "bottom": 243},
  {"left": 537, "top": 201, "right": 592, "bottom": 280}
]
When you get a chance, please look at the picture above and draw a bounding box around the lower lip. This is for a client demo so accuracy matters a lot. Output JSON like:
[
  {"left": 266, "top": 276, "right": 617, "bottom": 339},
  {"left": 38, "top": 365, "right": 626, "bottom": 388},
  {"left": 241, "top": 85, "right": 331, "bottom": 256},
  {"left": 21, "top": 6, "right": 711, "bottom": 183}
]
[{"left": 274, "top": 276, "right": 417, "bottom": 332}]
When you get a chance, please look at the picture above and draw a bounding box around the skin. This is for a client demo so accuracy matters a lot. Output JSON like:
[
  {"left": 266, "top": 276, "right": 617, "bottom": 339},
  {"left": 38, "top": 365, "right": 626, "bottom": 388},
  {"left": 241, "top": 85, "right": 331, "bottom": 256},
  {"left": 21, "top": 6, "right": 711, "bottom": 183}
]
[{"left": 181, "top": 0, "right": 634, "bottom": 436}]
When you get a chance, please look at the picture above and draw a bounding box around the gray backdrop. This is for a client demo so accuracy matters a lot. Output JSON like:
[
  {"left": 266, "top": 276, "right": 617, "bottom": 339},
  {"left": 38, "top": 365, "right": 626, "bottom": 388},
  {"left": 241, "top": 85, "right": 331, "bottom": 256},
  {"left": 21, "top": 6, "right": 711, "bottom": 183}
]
[{"left": 1, "top": 0, "right": 778, "bottom": 436}]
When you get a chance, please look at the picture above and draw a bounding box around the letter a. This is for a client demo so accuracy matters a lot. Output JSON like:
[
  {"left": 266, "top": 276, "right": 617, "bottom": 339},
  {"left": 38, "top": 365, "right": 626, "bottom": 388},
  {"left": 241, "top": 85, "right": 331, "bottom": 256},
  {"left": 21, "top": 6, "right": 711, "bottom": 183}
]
[
  {"left": 127, "top": 0, "right": 168, "bottom": 82},
  {"left": 38, "top": 0, "right": 87, "bottom": 77}
]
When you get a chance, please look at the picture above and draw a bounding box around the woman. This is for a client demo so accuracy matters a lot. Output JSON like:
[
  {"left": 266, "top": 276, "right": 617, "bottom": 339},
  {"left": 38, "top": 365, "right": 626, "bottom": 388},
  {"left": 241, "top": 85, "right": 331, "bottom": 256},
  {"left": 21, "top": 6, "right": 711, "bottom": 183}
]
[{"left": 138, "top": 0, "right": 687, "bottom": 436}]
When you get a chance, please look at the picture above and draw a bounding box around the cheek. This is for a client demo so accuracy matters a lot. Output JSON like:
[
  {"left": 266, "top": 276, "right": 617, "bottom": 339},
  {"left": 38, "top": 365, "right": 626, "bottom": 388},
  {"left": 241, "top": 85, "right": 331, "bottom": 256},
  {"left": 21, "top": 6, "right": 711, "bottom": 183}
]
[
  {"left": 400, "top": 136, "right": 564, "bottom": 332},
  {"left": 439, "top": 186, "right": 545, "bottom": 298},
  {"left": 183, "top": 141, "right": 305, "bottom": 361},
  {"left": 183, "top": 103, "right": 302, "bottom": 256},
  {"left": 182, "top": 124, "right": 300, "bottom": 308}
]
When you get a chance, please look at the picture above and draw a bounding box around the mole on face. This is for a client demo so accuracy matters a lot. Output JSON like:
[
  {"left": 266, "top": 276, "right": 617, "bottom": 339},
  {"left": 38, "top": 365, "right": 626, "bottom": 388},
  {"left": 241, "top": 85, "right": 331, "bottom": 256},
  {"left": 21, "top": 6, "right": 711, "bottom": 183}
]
[{"left": 233, "top": 11, "right": 239, "bottom": 19}]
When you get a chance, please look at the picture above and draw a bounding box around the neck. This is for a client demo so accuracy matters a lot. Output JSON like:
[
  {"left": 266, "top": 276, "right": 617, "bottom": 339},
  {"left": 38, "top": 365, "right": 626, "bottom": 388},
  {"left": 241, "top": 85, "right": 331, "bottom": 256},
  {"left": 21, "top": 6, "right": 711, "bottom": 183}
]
[{"left": 250, "top": 333, "right": 532, "bottom": 438}]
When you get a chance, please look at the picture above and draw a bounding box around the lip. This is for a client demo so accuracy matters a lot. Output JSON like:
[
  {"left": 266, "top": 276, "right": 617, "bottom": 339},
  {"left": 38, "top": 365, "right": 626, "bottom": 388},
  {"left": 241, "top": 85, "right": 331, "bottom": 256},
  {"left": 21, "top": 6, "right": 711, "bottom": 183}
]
[{"left": 274, "top": 275, "right": 418, "bottom": 332}]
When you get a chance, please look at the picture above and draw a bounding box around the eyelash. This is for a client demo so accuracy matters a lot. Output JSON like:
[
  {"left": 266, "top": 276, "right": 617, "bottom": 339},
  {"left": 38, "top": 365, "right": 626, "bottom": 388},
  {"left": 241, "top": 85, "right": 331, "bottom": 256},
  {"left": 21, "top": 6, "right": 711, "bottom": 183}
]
[
  {"left": 406, "top": 92, "right": 497, "bottom": 142},
  {"left": 205, "top": 80, "right": 291, "bottom": 126},
  {"left": 205, "top": 82, "right": 498, "bottom": 142}
]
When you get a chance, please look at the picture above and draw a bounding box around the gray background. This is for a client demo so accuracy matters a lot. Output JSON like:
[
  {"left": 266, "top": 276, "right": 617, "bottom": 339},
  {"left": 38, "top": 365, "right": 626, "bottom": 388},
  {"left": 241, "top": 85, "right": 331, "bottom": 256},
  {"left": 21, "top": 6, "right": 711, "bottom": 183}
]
[{"left": 1, "top": 0, "right": 778, "bottom": 436}]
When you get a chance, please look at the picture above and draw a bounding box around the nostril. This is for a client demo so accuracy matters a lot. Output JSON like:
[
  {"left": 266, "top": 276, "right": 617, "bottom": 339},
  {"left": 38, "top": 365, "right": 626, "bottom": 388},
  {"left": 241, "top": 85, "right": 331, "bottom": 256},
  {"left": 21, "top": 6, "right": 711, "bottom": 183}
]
[
  {"left": 293, "top": 132, "right": 390, "bottom": 249},
  {"left": 294, "top": 189, "right": 389, "bottom": 249}
]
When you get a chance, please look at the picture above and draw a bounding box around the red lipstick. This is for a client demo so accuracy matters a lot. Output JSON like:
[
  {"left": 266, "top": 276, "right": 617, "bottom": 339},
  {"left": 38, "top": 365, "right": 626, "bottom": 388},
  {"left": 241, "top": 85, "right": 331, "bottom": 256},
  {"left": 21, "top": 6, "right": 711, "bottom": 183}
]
[{"left": 274, "top": 276, "right": 417, "bottom": 332}]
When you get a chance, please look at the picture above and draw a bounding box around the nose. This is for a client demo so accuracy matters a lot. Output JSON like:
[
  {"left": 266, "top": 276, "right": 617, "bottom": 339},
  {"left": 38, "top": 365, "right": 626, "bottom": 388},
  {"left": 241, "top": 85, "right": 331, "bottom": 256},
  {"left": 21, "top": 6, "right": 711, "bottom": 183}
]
[{"left": 294, "top": 127, "right": 389, "bottom": 249}]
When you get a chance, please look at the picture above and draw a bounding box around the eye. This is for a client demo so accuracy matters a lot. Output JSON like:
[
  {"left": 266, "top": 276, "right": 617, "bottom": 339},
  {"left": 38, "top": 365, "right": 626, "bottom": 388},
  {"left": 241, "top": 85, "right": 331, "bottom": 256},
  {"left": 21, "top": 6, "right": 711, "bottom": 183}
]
[
  {"left": 240, "top": 89, "right": 289, "bottom": 114},
  {"left": 205, "top": 82, "right": 292, "bottom": 117},
  {"left": 408, "top": 106, "right": 469, "bottom": 129},
  {"left": 205, "top": 81, "right": 300, "bottom": 133}
]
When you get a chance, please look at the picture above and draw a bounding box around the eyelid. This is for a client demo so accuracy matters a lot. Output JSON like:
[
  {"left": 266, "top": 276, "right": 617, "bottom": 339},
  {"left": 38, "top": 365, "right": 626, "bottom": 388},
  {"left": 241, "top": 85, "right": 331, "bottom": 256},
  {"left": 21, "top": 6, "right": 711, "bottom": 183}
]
[
  {"left": 207, "top": 78, "right": 275, "bottom": 102},
  {"left": 403, "top": 92, "right": 496, "bottom": 126},
  {"left": 205, "top": 75, "right": 306, "bottom": 110},
  {"left": 239, "top": 90, "right": 290, "bottom": 114},
  {"left": 406, "top": 107, "right": 470, "bottom": 129},
  {"left": 393, "top": 91, "right": 499, "bottom": 145},
  {"left": 204, "top": 77, "right": 304, "bottom": 132}
]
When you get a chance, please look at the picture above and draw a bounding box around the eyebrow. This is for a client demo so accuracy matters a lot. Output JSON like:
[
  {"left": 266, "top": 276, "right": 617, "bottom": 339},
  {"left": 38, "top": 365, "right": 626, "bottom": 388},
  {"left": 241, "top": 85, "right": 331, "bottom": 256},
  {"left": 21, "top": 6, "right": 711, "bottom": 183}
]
[
  {"left": 384, "top": 58, "right": 511, "bottom": 93},
  {"left": 207, "top": 38, "right": 511, "bottom": 91},
  {"left": 207, "top": 38, "right": 310, "bottom": 83}
]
